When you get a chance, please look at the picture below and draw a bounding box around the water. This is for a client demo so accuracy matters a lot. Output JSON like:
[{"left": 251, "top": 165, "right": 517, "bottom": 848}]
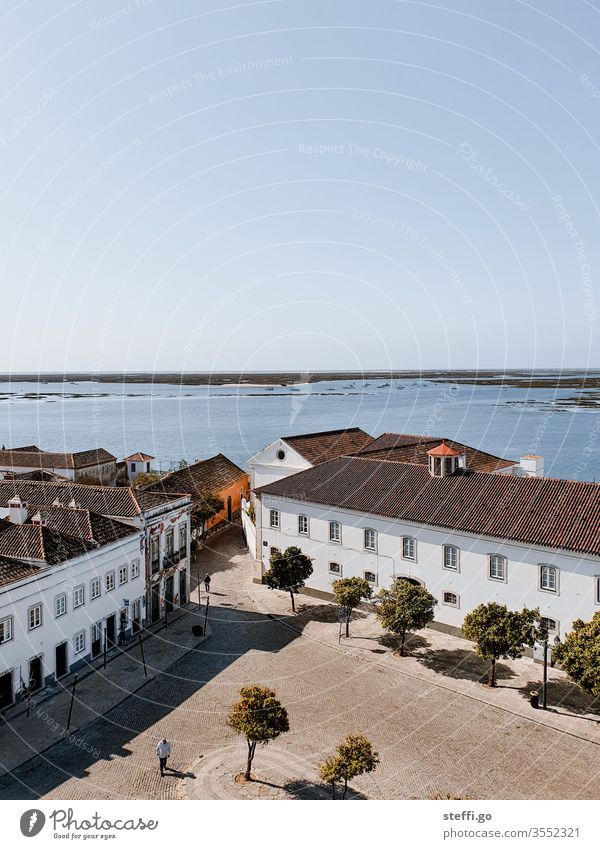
[{"left": 0, "top": 377, "right": 598, "bottom": 481}]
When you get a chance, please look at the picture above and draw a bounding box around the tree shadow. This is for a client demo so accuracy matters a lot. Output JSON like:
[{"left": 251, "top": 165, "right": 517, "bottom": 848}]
[
  {"left": 164, "top": 768, "right": 196, "bottom": 779},
  {"left": 379, "top": 633, "right": 431, "bottom": 654},
  {"left": 283, "top": 778, "right": 367, "bottom": 800},
  {"left": 415, "top": 648, "right": 516, "bottom": 684},
  {"left": 518, "top": 679, "right": 600, "bottom": 718}
]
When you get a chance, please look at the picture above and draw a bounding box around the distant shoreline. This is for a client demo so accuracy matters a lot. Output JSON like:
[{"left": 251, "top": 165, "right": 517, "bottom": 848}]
[{"left": 0, "top": 369, "right": 598, "bottom": 390}]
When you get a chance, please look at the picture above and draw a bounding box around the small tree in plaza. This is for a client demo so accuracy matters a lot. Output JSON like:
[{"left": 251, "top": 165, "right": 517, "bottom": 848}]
[
  {"left": 462, "top": 602, "right": 546, "bottom": 687},
  {"left": 552, "top": 612, "right": 600, "bottom": 700},
  {"left": 263, "top": 545, "right": 314, "bottom": 612},
  {"left": 228, "top": 685, "right": 290, "bottom": 781},
  {"left": 332, "top": 576, "right": 373, "bottom": 638},
  {"left": 192, "top": 492, "right": 225, "bottom": 537},
  {"left": 376, "top": 579, "right": 437, "bottom": 656},
  {"left": 319, "top": 735, "right": 380, "bottom": 799}
]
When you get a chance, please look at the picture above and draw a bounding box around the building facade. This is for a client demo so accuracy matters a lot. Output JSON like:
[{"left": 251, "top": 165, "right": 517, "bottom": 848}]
[{"left": 0, "top": 446, "right": 117, "bottom": 485}]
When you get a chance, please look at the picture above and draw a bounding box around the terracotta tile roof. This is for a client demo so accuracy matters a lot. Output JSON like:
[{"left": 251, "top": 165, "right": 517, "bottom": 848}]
[
  {"left": 145, "top": 454, "right": 247, "bottom": 499},
  {"left": 0, "top": 447, "right": 116, "bottom": 470},
  {"left": 0, "top": 555, "right": 41, "bottom": 588},
  {"left": 282, "top": 428, "right": 373, "bottom": 465},
  {"left": 357, "top": 434, "right": 516, "bottom": 473},
  {"left": 123, "top": 452, "right": 155, "bottom": 462},
  {"left": 255, "top": 456, "right": 600, "bottom": 558},
  {"left": 0, "top": 479, "right": 188, "bottom": 519},
  {"left": 427, "top": 442, "right": 463, "bottom": 457},
  {"left": 0, "top": 520, "right": 92, "bottom": 564}
]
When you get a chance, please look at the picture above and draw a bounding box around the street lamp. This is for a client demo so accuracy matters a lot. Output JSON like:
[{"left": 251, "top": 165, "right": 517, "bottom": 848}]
[{"left": 541, "top": 635, "right": 561, "bottom": 710}]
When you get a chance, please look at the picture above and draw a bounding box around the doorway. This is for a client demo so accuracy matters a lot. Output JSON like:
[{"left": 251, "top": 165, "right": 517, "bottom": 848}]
[
  {"left": 151, "top": 585, "right": 160, "bottom": 622},
  {"left": 227, "top": 495, "right": 232, "bottom": 522},
  {"left": 91, "top": 624, "right": 102, "bottom": 658},
  {"left": 132, "top": 600, "right": 141, "bottom": 634},
  {"left": 29, "top": 656, "right": 43, "bottom": 692},
  {"left": 0, "top": 670, "right": 13, "bottom": 710},
  {"left": 165, "top": 575, "right": 174, "bottom": 612},
  {"left": 106, "top": 614, "right": 116, "bottom": 648},
  {"left": 55, "top": 642, "right": 68, "bottom": 679},
  {"left": 179, "top": 570, "right": 187, "bottom": 606}
]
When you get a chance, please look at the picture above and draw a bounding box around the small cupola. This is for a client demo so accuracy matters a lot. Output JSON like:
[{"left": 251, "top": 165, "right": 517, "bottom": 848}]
[
  {"left": 8, "top": 497, "right": 28, "bottom": 524},
  {"left": 427, "top": 442, "right": 466, "bottom": 477}
]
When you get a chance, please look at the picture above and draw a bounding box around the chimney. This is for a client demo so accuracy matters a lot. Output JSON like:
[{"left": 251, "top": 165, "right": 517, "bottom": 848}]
[
  {"left": 68, "top": 498, "right": 81, "bottom": 509},
  {"left": 31, "top": 511, "right": 48, "bottom": 527},
  {"left": 8, "top": 497, "right": 28, "bottom": 524},
  {"left": 520, "top": 455, "right": 544, "bottom": 478},
  {"left": 52, "top": 498, "right": 64, "bottom": 507}
]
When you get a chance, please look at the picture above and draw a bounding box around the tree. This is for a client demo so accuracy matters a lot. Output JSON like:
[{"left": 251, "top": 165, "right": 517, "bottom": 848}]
[
  {"left": 132, "top": 472, "right": 161, "bottom": 489},
  {"left": 263, "top": 546, "right": 313, "bottom": 612},
  {"left": 462, "top": 602, "right": 546, "bottom": 687},
  {"left": 375, "top": 579, "right": 437, "bottom": 656},
  {"left": 332, "top": 576, "right": 372, "bottom": 638},
  {"left": 552, "top": 612, "right": 600, "bottom": 699},
  {"left": 228, "top": 685, "right": 290, "bottom": 780},
  {"left": 192, "top": 492, "right": 225, "bottom": 537},
  {"left": 319, "top": 735, "right": 379, "bottom": 799}
]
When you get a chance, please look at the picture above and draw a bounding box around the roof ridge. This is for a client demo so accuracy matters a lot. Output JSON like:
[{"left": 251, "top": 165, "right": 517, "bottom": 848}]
[{"left": 283, "top": 427, "right": 369, "bottom": 440}]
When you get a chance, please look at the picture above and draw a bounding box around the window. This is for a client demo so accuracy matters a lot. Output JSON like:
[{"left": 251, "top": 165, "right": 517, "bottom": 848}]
[
  {"left": 73, "top": 630, "right": 86, "bottom": 654},
  {"left": 269, "top": 509, "right": 280, "bottom": 529},
  {"left": 596, "top": 577, "right": 600, "bottom": 604},
  {"left": 179, "top": 525, "right": 187, "bottom": 555},
  {"left": 270, "top": 547, "right": 280, "bottom": 558},
  {"left": 151, "top": 536, "right": 160, "bottom": 574},
  {"left": 364, "top": 528, "right": 377, "bottom": 551},
  {"left": 166, "top": 528, "right": 174, "bottom": 555},
  {"left": 443, "top": 591, "right": 459, "bottom": 607},
  {"left": 131, "top": 559, "right": 140, "bottom": 579},
  {"left": 298, "top": 515, "right": 309, "bottom": 535},
  {"left": 119, "top": 565, "right": 128, "bottom": 586},
  {"left": 146, "top": 462, "right": 150, "bottom": 473},
  {"left": 402, "top": 536, "right": 416, "bottom": 560},
  {"left": 540, "top": 564, "right": 558, "bottom": 593},
  {"left": 90, "top": 577, "right": 101, "bottom": 600},
  {"left": 329, "top": 562, "right": 342, "bottom": 576},
  {"left": 489, "top": 554, "right": 506, "bottom": 582},
  {"left": 73, "top": 585, "right": 85, "bottom": 608},
  {"left": 276, "top": 449, "right": 286, "bottom": 461},
  {"left": 329, "top": 521, "right": 342, "bottom": 543},
  {"left": 28, "top": 604, "right": 42, "bottom": 631},
  {"left": 131, "top": 462, "right": 136, "bottom": 473},
  {"left": 541, "top": 616, "right": 558, "bottom": 634},
  {"left": 364, "top": 570, "right": 377, "bottom": 584},
  {"left": 55, "top": 594, "right": 67, "bottom": 617},
  {"left": 0, "top": 616, "right": 13, "bottom": 644},
  {"left": 443, "top": 545, "right": 459, "bottom": 571},
  {"left": 105, "top": 571, "right": 116, "bottom": 592}
]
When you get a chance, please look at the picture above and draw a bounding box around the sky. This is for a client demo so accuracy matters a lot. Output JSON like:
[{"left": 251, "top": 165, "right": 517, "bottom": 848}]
[{"left": 1, "top": 0, "right": 599, "bottom": 373}]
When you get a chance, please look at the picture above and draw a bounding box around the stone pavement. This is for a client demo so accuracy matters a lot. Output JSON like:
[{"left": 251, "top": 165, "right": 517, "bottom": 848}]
[{"left": 0, "top": 526, "right": 598, "bottom": 800}]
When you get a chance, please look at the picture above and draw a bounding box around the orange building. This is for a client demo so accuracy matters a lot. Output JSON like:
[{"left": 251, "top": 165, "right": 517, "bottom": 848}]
[{"left": 145, "top": 453, "right": 248, "bottom": 536}]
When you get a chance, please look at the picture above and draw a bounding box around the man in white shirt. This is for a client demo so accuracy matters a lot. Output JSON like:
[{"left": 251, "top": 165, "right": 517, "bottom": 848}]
[{"left": 156, "top": 738, "right": 172, "bottom": 776}]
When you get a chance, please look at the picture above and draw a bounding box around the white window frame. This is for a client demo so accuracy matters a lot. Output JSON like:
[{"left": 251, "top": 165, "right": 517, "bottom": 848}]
[
  {"left": 28, "top": 604, "right": 43, "bottom": 631},
  {"left": 364, "top": 528, "right": 377, "bottom": 552},
  {"left": 298, "top": 515, "right": 309, "bottom": 536},
  {"left": 55, "top": 593, "right": 67, "bottom": 618},
  {"left": 329, "top": 521, "right": 342, "bottom": 544},
  {"left": 442, "top": 591, "right": 460, "bottom": 608},
  {"left": 0, "top": 615, "right": 13, "bottom": 644},
  {"left": 131, "top": 559, "right": 140, "bottom": 579},
  {"left": 119, "top": 565, "right": 128, "bottom": 586},
  {"left": 329, "top": 561, "right": 342, "bottom": 576},
  {"left": 539, "top": 564, "right": 559, "bottom": 594},
  {"left": 594, "top": 576, "right": 600, "bottom": 605},
  {"left": 489, "top": 554, "right": 507, "bottom": 582},
  {"left": 90, "top": 577, "right": 101, "bottom": 600},
  {"left": 443, "top": 544, "right": 459, "bottom": 571},
  {"left": 402, "top": 536, "right": 416, "bottom": 561},
  {"left": 73, "top": 585, "right": 85, "bottom": 609},
  {"left": 73, "top": 630, "right": 86, "bottom": 655},
  {"left": 105, "top": 571, "right": 116, "bottom": 592},
  {"left": 270, "top": 546, "right": 280, "bottom": 558},
  {"left": 541, "top": 616, "right": 559, "bottom": 635},
  {"left": 269, "top": 509, "right": 280, "bottom": 529},
  {"left": 363, "top": 570, "right": 377, "bottom": 585}
]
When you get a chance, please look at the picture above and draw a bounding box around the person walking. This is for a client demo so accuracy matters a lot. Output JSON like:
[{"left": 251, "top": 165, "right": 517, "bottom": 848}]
[
  {"left": 156, "top": 738, "right": 172, "bottom": 776},
  {"left": 204, "top": 574, "right": 211, "bottom": 593}
]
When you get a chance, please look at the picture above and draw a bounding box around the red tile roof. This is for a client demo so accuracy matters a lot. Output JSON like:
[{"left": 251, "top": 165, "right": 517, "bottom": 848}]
[
  {"left": 0, "top": 555, "right": 41, "bottom": 588},
  {"left": 282, "top": 428, "right": 373, "bottom": 465},
  {"left": 145, "top": 454, "right": 247, "bottom": 499},
  {"left": 0, "top": 447, "right": 116, "bottom": 470},
  {"left": 358, "top": 434, "right": 515, "bottom": 473},
  {"left": 255, "top": 456, "right": 600, "bottom": 557},
  {"left": 427, "top": 442, "right": 463, "bottom": 457},
  {"left": 123, "top": 452, "right": 155, "bottom": 462}
]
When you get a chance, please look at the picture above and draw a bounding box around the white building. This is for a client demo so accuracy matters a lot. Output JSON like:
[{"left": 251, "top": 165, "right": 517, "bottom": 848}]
[
  {"left": 123, "top": 452, "right": 156, "bottom": 482},
  {"left": 0, "top": 446, "right": 117, "bottom": 485},
  {"left": 253, "top": 444, "right": 599, "bottom": 640},
  {"left": 0, "top": 499, "right": 144, "bottom": 710},
  {"left": 0, "top": 480, "right": 193, "bottom": 631}
]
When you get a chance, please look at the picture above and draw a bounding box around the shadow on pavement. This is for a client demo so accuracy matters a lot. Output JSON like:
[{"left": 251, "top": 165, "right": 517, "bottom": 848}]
[{"left": 414, "top": 648, "right": 516, "bottom": 684}]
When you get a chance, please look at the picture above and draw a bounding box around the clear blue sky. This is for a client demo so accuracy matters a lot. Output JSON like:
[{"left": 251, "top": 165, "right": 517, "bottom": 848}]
[{"left": 1, "top": 0, "right": 599, "bottom": 372}]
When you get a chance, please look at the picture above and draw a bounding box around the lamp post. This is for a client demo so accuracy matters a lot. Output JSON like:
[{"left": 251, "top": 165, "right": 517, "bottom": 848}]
[{"left": 541, "top": 635, "right": 561, "bottom": 710}]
